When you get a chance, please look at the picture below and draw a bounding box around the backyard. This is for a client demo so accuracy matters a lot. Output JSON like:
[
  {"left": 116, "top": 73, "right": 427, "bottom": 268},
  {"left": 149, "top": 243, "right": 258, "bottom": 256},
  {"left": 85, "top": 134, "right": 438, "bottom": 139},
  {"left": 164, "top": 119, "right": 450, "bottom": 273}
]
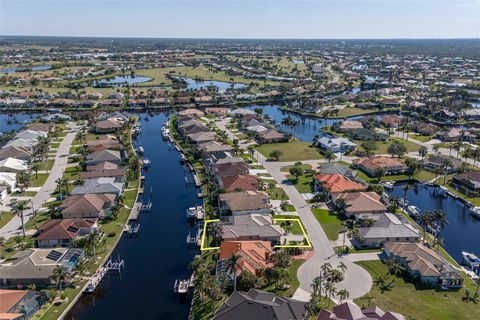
[{"left": 311, "top": 208, "right": 343, "bottom": 241}]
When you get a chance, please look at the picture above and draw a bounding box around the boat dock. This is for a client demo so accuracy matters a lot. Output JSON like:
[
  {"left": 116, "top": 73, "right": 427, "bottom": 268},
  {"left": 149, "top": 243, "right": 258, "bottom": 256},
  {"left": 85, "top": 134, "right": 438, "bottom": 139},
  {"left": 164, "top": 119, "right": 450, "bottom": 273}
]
[
  {"left": 84, "top": 257, "right": 125, "bottom": 294},
  {"left": 128, "top": 202, "right": 142, "bottom": 221},
  {"left": 174, "top": 279, "right": 190, "bottom": 294}
]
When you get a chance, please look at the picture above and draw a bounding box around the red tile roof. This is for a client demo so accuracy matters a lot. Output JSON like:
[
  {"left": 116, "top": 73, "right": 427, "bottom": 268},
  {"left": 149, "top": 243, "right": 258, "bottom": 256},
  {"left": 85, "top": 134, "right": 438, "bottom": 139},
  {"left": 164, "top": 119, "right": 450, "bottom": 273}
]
[{"left": 315, "top": 173, "right": 367, "bottom": 193}]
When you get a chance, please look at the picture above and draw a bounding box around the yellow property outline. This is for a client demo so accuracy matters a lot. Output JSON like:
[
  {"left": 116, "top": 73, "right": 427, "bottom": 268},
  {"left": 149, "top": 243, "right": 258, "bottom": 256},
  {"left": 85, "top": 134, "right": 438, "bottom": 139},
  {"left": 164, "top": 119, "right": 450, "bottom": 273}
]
[
  {"left": 201, "top": 219, "right": 221, "bottom": 251},
  {"left": 273, "top": 218, "right": 312, "bottom": 249},
  {"left": 201, "top": 218, "right": 312, "bottom": 251}
]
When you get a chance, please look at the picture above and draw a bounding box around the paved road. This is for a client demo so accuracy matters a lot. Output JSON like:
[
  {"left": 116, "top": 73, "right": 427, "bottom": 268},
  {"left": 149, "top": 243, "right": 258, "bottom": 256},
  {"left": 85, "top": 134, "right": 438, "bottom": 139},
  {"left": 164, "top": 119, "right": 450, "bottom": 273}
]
[
  {"left": 0, "top": 122, "right": 80, "bottom": 239},
  {"left": 216, "top": 118, "right": 373, "bottom": 301},
  {"left": 255, "top": 151, "right": 373, "bottom": 301}
]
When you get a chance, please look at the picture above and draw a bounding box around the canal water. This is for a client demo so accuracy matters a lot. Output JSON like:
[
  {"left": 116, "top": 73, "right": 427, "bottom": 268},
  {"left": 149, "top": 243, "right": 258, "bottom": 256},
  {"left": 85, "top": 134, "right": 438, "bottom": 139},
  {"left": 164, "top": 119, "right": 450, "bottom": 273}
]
[
  {"left": 66, "top": 113, "right": 200, "bottom": 320},
  {"left": 94, "top": 75, "right": 152, "bottom": 87},
  {"left": 181, "top": 77, "right": 246, "bottom": 90},
  {"left": 0, "top": 113, "right": 43, "bottom": 133},
  {"left": 244, "top": 104, "right": 361, "bottom": 142},
  {"left": 388, "top": 183, "right": 480, "bottom": 262},
  {"left": 0, "top": 64, "right": 52, "bottom": 74}
]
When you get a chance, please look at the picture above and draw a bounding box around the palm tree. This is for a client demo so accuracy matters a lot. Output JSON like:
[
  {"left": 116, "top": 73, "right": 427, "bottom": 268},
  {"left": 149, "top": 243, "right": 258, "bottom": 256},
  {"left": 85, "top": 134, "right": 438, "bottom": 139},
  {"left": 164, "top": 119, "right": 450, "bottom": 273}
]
[
  {"left": 418, "top": 146, "right": 428, "bottom": 160},
  {"left": 337, "top": 289, "right": 350, "bottom": 302},
  {"left": 87, "top": 230, "right": 101, "bottom": 258},
  {"left": 0, "top": 236, "right": 5, "bottom": 259},
  {"left": 226, "top": 253, "right": 241, "bottom": 292},
  {"left": 74, "top": 258, "right": 88, "bottom": 279},
  {"left": 417, "top": 210, "right": 434, "bottom": 243},
  {"left": 432, "top": 209, "right": 448, "bottom": 246},
  {"left": 30, "top": 162, "right": 41, "bottom": 179},
  {"left": 473, "top": 277, "right": 480, "bottom": 298},
  {"left": 209, "top": 221, "right": 223, "bottom": 246},
  {"left": 324, "top": 151, "right": 334, "bottom": 163},
  {"left": 402, "top": 181, "right": 415, "bottom": 212},
  {"left": 51, "top": 265, "right": 70, "bottom": 292},
  {"left": 13, "top": 200, "right": 29, "bottom": 237}
]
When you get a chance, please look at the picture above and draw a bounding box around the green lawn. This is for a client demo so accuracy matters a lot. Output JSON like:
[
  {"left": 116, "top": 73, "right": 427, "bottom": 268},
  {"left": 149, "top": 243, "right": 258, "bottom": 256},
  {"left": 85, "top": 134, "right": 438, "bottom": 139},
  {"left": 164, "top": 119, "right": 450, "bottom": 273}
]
[
  {"left": 29, "top": 173, "right": 49, "bottom": 187},
  {"left": 49, "top": 142, "right": 60, "bottom": 149},
  {"left": 275, "top": 215, "right": 306, "bottom": 235},
  {"left": 355, "top": 169, "right": 436, "bottom": 183},
  {"left": 64, "top": 166, "right": 81, "bottom": 181},
  {"left": 337, "top": 107, "right": 377, "bottom": 118},
  {"left": 311, "top": 208, "right": 343, "bottom": 241},
  {"left": 260, "top": 259, "right": 306, "bottom": 298},
  {"left": 255, "top": 140, "right": 323, "bottom": 162},
  {"left": 0, "top": 211, "right": 15, "bottom": 229},
  {"left": 355, "top": 260, "right": 480, "bottom": 320},
  {"left": 31, "top": 160, "right": 54, "bottom": 171},
  {"left": 286, "top": 173, "right": 315, "bottom": 194},
  {"left": 408, "top": 133, "right": 433, "bottom": 143},
  {"left": 266, "top": 187, "right": 288, "bottom": 200},
  {"left": 362, "top": 138, "right": 420, "bottom": 155}
]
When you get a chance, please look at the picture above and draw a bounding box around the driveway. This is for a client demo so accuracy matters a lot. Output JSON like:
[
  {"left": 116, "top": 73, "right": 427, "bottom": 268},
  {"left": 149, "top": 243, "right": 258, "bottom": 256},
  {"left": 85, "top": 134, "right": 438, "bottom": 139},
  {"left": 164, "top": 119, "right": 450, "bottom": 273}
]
[{"left": 0, "top": 122, "right": 80, "bottom": 239}]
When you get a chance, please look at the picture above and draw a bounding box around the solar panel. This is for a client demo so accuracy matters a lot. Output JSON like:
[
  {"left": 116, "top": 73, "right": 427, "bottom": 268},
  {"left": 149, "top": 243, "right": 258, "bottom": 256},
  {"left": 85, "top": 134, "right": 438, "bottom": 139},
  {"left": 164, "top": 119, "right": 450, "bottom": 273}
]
[{"left": 46, "top": 250, "right": 63, "bottom": 261}]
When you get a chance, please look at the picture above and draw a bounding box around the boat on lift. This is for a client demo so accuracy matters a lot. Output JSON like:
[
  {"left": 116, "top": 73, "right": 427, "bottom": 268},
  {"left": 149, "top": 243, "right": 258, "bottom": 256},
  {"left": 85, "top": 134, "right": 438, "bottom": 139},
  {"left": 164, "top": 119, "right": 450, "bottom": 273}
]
[
  {"left": 407, "top": 205, "right": 420, "bottom": 217},
  {"left": 136, "top": 146, "right": 144, "bottom": 154},
  {"left": 462, "top": 251, "right": 480, "bottom": 269},
  {"left": 174, "top": 279, "right": 189, "bottom": 294},
  {"left": 186, "top": 205, "right": 204, "bottom": 219},
  {"left": 382, "top": 181, "right": 394, "bottom": 190},
  {"left": 142, "top": 158, "right": 151, "bottom": 168},
  {"left": 470, "top": 207, "right": 480, "bottom": 218}
]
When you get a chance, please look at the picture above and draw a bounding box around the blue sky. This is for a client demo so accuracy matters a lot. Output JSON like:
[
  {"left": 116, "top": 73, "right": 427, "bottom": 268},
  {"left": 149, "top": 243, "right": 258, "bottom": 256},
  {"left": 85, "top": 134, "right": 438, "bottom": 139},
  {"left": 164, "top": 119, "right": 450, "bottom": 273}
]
[{"left": 1, "top": 1, "right": 479, "bottom": 38}]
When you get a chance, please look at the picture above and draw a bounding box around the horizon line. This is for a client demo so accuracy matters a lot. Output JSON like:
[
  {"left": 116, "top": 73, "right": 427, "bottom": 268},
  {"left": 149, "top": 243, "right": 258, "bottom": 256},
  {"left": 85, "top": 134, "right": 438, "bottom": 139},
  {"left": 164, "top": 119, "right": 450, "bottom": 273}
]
[{"left": 1, "top": 34, "right": 480, "bottom": 41}]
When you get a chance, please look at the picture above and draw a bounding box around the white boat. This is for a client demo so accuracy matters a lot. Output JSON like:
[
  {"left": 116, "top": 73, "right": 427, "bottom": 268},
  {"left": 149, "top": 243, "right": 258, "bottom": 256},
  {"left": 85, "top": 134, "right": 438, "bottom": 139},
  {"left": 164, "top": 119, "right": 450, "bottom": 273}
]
[
  {"left": 162, "top": 128, "right": 170, "bottom": 139},
  {"left": 186, "top": 205, "right": 204, "bottom": 219},
  {"left": 174, "top": 279, "right": 189, "bottom": 294},
  {"left": 382, "top": 181, "right": 394, "bottom": 190},
  {"left": 136, "top": 146, "right": 144, "bottom": 154},
  {"left": 462, "top": 251, "right": 480, "bottom": 269},
  {"left": 142, "top": 159, "right": 151, "bottom": 168},
  {"left": 470, "top": 207, "right": 480, "bottom": 218},
  {"left": 407, "top": 205, "right": 419, "bottom": 217}
]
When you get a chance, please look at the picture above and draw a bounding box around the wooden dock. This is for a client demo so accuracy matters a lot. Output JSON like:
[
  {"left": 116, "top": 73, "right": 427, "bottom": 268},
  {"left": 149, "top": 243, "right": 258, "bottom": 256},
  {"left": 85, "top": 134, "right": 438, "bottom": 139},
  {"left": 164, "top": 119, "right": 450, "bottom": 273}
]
[{"left": 128, "top": 202, "right": 142, "bottom": 221}]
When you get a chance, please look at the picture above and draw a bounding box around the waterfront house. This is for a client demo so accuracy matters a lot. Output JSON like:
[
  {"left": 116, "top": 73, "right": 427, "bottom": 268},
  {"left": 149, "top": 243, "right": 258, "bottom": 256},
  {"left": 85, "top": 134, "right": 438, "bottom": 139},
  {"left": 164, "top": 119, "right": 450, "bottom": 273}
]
[
  {"left": 59, "top": 193, "right": 115, "bottom": 219},
  {"left": 15, "top": 129, "right": 47, "bottom": 142},
  {"left": 0, "top": 289, "right": 47, "bottom": 320},
  {"left": 381, "top": 114, "right": 402, "bottom": 128},
  {"left": 257, "top": 129, "right": 287, "bottom": 143},
  {"left": 0, "top": 146, "right": 32, "bottom": 161},
  {"left": 220, "top": 174, "right": 259, "bottom": 192},
  {"left": 357, "top": 213, "right": 421, "bottom": 247},
  {"left": 205, "top": 107, "right": 230, "bottom": 116},
  {"left": 383, "top": 242, "right": 463, "bottom": 288},
  {"left": 315, "top": 173, "right": 367, "bottom": 194},
  {"left": 0, "top": 248, "right": 84, "bottom": 286},
  {"left": 213, "top": 288, "right": 308, "bottom": 320},
  {"left": 70, "top": 177, "right": 123, "bottom": 196},
  {"left": 318, "top": 301, "right": 406, "bottom": 320},
  {"left": 86, "top": 161, "right": 119, "bottom": 171},
  {"left": 245, "top": 124, "right": 268, "bottom": 135},
  {"left": 228, "top": 108, "right": 256, "bottom": 118},
  {"left": 218, "top": 190, "right": 270, "bottom": 215},
  {"left": 221, "top": 214, "right": 284, "bottom": 243},
  {"left": 217, "top": 240, "right": 273, "bottom": 277},
  {"left": 26, "top": 123, "right": 50, "bottom": 133},
  {"left": 451, "top": 171, "right": 480, "bottom": 197},
  {"left": 420, "top": 155, "right": 462, "bottom": 174},
  {"left": 412, "top": 122, "right": 438, "bottom": 136},
  {"left": 353, "top": 156, "right": 407, "bottom": 177},
  {"left": 0, "top": 157, "right": 27, "bottom": 173},
  {"left": 211, "top": 159, "right": 249, "bottom": 179},
  {"left": 80, "top": 167, "right": 127, "bottom": 183},
  {"left": 338, "top": 120, "right": 363, "bottom": 132},
  {"left": 186, "top": 131, "right": 216, "bottom": 145},
  {"left": 5, "top": 138, "right": 37, "bottom": 152},
  {"left": 314, "top": 134, "right": 356, "bottom": 153},
  {"left": 333, "top": 192, "right": 387, "bottom": 219},
  {"left": 177, "top": 120, "right": 209, "bottom": 136},
  {"left": 178, "top": 108, "right": 205, "bottom": 117},
  {"left": 36, "top": 218, "right": 98, "bottom": 248},
  {"left": 346, "top": 128, "right": 388, "bottom": 141},
  {"left": 86, "top": 149, "right": 124, "bottom": 165},
  {"left": 94, "top": 119, "right": 121, "bottom": 133},
  {"left": 319, "top": 163, "right": 356, "bottom": 177}
]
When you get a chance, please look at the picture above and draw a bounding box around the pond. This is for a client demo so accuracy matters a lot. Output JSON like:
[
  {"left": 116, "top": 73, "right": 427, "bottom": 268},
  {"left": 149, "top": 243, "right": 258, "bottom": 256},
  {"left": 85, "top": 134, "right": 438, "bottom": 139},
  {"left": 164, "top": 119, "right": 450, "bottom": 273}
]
[
  {"left": 245, "top": 104, "right": 362, "bottom": 142},
  {"left": 388, "top": 182, "right": 480, "bottom": 263},
  {"left": 181, "top": 77, "right": 246, "bottom": 90},
  {"left": 0, "top": 64, "right": 52, "bottom": 74},
  {"left": 66, "top": 113, "right": 200, "bottom": 320},
  {"left": 94, "top": 75, "right": 152, "bottom": 87}
]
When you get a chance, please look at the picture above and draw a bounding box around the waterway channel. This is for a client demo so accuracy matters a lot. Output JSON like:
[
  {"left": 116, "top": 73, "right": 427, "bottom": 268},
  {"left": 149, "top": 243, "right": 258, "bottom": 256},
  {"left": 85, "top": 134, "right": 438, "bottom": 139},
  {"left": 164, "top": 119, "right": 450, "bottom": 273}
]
[
  {"left": 66, "top": 113, "right": 199, "bottom": 320},
  {"left": 388, "top": 183, "right": 480, "bottom": 263}
]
